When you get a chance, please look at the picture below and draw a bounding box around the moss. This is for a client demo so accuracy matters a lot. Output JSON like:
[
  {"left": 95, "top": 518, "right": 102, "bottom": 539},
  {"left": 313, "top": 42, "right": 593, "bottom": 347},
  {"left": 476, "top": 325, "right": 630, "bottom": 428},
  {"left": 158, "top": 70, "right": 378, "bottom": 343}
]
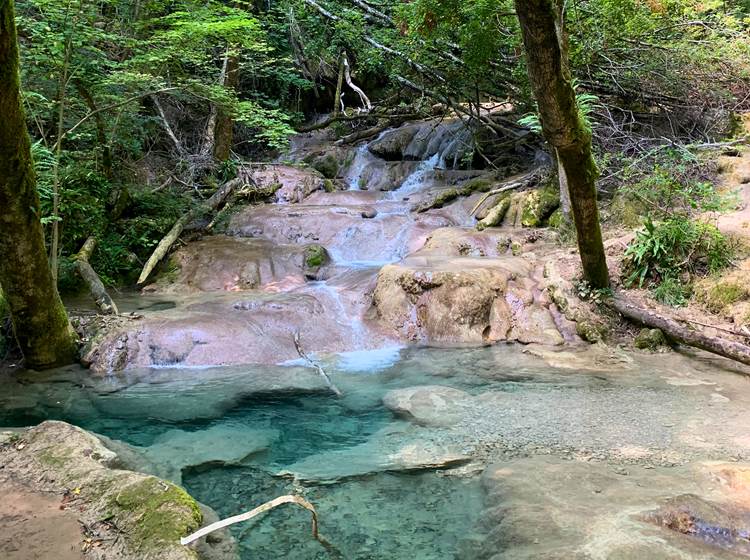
[
  {"left": 520, "top": 186, "right": 560, "bottom": 227},
  {"left": 511, "top": 241, "right": 522, "bottom": 256},
  {"left": 575, "top": 320, "right": 604, "bottom": 343},
  {"left": 698, "top": 281, "right": 750, "bottom": 313},
  {"left": 111, "top": 477, "right": 202, "bottom": 549},
  {"left": 606, "top": 193, "right": 646, "bottom": 228},
  {"left": 304, "top": 244, "right": 329, "bottom": 269},
  {"left": 432, "top": 188, "right": 459, "bottom": 208},
  {"left": 311, "top": 154, "right": 340, "bottom": 179},
  {"left": 323, "top": 179, "right": 335, "bottom": 192},
  {"left": 459, "top": 177, "right": 493, "bottom": 195},
  {"left": 634, "top": 328, "right": 667, "bottom": 350},
  {"left": 38, "top": 447, "right": 73, "bottom": 468},
  {"left": 476, "top": 196, "right": 511, "bottom": 231}
]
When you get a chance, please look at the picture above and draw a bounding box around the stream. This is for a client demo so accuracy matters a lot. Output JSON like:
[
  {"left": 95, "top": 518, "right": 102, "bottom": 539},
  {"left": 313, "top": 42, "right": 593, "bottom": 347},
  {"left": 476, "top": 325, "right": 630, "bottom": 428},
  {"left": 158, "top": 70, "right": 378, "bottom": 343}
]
[{"left": 4, "top": 121, "right": 750, "bottom": 559}]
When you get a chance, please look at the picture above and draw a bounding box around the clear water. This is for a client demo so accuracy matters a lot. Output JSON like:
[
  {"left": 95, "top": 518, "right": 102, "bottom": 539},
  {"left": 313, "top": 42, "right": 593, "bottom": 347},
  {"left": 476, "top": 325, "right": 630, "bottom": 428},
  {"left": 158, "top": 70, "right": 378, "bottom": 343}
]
[{"left": 2, "top": 344, "right": 748, "bottom": 559}]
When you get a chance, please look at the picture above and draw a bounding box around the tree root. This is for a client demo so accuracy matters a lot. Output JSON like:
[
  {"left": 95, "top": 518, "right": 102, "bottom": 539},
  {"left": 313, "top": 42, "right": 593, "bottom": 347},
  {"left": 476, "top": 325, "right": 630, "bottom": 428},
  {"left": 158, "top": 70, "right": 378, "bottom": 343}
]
[{"left": 293, "top": 330, "right": 343, "bottom": 396}]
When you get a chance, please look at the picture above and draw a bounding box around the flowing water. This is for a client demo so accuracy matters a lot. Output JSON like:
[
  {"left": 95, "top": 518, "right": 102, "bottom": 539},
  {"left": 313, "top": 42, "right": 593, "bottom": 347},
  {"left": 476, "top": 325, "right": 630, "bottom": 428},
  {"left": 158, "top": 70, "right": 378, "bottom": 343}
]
[{"left": 2, "top": 344, "right": 750, "bottom": 558}]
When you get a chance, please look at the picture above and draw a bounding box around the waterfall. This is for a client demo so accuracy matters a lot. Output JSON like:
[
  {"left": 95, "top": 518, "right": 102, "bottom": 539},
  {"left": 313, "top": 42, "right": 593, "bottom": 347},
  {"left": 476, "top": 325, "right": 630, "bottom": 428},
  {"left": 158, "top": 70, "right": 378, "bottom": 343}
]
[{"left": 391, "top": 153, "right": 441, "bottom": 197}]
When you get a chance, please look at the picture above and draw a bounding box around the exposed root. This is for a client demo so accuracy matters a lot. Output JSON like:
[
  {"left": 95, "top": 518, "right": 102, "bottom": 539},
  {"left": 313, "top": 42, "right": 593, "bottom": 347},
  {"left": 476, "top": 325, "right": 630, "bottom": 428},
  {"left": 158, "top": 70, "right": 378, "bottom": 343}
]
[{"left": 293, "top": 331, "right": 343, "bottom": 396}]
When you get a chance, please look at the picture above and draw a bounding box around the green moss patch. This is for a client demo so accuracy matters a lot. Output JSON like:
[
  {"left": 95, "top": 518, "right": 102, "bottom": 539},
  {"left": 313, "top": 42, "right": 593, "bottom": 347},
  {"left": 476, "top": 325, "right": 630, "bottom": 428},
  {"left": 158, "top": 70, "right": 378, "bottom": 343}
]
[
  {"left": 520, "top": 186, "right": 560, "bottom": 227},
  {"left": 111, "top": 477, "right": 202, "bottom": 550}
]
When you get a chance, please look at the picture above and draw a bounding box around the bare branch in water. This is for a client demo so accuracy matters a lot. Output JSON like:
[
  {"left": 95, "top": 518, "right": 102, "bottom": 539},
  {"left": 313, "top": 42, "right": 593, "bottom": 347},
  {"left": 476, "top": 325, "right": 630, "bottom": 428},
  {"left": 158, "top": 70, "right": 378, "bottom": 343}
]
[{"left": 293, "top": 331, "right": 343, "bottom": 396}]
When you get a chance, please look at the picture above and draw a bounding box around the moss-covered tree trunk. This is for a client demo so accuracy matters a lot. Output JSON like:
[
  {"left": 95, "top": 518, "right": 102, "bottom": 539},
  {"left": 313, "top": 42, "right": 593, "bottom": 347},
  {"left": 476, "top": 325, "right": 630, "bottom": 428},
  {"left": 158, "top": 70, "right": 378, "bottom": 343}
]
[
  {"left": 213, "top": 53, "right": 239, "bottom": 162},
  {"left": 0, "top": 0, "right": 77, "bottom": 369},
  {"left": 514, "top": 0, "right": 610, "bottom": 288}
]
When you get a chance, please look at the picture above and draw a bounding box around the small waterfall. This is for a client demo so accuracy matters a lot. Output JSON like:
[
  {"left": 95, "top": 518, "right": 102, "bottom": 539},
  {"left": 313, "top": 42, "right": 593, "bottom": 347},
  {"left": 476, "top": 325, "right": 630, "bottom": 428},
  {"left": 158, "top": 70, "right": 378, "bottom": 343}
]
[
  {"left": 391, "top": 153, "right": 441, "bottom": 197},
  {"left": 344, "top": 144, "right": 372, "bottom": 190}
]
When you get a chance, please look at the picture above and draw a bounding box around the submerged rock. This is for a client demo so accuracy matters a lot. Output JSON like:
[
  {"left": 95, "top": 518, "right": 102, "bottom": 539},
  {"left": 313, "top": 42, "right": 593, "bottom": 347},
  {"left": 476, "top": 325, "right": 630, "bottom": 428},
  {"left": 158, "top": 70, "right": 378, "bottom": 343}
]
[
  {"left": 278, "top": 427, "right": 471, "bottom": 484},
  {"left": 382, "top": 385, "right": 471, "bottom": 426}
]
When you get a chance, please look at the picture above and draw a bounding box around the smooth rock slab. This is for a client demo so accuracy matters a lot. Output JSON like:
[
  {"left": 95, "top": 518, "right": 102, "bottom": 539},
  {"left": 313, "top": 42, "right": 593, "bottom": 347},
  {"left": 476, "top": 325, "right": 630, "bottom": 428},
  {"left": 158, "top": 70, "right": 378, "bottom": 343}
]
[
  {"left": 278, "top": 426, "right": 471, "bottom": 483},
  {"left": 382, "top": 385, "right": 471, "bottom": 426}
]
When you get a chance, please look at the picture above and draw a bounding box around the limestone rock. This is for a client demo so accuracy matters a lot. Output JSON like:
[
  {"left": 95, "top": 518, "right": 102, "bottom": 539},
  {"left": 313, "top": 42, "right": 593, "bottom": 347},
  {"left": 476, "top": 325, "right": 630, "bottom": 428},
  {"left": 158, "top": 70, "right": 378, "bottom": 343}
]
[
  {"left": 245, "top": 164, "right": 327, "bottom": 203},
  {"left": 382, "top": 385, "right": 471, "bottom": 426},
  {"left": 0, "top": 421, "right": 223, "bottom": 560}
]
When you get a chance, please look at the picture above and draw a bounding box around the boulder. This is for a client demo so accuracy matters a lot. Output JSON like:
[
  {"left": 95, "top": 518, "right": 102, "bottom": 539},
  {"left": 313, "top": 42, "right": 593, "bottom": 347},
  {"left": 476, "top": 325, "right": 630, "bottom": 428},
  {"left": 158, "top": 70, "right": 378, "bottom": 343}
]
[
  {"left": 634, "top": 328, "right": 667, "bottom": 350},
  {"left": 0, "top": 421, "right": 233, "bottom": 560},
  {"left": 244, "top": 164, "right": 327, "bottom": 203}
]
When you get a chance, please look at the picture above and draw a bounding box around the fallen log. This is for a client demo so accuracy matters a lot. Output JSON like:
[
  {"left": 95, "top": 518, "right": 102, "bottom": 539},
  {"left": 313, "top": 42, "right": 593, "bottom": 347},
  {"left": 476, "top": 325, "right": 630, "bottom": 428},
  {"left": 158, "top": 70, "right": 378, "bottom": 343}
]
[
  {"left": 137, "top": 178, "right": 242, "bottom": 286},
  {"left": 612, "top": 294, "right": 750, "bottom": 368},
  {"left": 75, "top": 237, "right": 119, "bottom": 315}
]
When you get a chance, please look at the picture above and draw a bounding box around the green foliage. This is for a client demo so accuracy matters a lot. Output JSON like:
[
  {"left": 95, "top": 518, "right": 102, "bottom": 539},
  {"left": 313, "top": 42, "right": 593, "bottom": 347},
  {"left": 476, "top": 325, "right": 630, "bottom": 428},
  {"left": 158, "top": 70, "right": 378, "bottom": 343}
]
[{"left": 623, "top": 217, "right": 731, "bottom": 289}]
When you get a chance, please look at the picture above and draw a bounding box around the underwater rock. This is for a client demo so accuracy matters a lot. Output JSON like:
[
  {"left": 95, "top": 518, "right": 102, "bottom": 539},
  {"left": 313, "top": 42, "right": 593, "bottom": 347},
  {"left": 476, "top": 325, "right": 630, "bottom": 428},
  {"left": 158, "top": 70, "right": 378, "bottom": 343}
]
[
  {"left": 278, "top": 426, "right": 471, "bottom": 483},
  {"left": 361, "top": 207, "right": 378, "bottom": 219},
  {"left": 144, "top": 425, "right": 279, "bottom": 484},
  {"left": 0, "top": 421, "right": 232, "bottom": 560},
  {"left": 382, "top": 385, "right": 471, "bottom": 426}
]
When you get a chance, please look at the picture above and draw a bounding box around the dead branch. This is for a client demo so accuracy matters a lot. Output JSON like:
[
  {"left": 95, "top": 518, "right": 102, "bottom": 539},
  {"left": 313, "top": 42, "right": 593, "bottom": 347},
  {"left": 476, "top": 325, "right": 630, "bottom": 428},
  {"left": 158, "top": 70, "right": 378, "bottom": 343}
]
[
  {"left": 470, "top": 166, "right": 548, "bottom": 216},
  {"left": 137, "top": 178, "right": 242, "bottom": 285},
  {"left": 293, "top": 331, "right": 343, "bottom": 396},
  {"left": 150, "top": 94, "right": 186, "bottom": 156},
  {"left": 612, "top": 294, "right": 750, "bottom": 369},
  {"left": 180, "top": 494, "right": 339, "bottom": 557},
  {"left": 342, "top": 54, "right": 372, "bottom": 111},
  {"left": 75, "top": 237, "right": 119, "bottom": 315}
]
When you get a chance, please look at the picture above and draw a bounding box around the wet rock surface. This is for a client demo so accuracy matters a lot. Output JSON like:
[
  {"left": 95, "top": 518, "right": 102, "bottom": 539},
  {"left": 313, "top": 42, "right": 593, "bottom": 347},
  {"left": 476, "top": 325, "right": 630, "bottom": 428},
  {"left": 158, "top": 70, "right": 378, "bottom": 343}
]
[{"left": 0, "top": 421, "right": 238, "bottom": 560}]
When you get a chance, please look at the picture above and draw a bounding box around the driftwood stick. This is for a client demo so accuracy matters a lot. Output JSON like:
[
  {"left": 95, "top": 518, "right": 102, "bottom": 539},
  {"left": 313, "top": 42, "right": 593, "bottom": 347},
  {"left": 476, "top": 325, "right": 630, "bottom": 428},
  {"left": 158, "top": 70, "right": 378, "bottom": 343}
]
[
  {"left": 342, "top": 54, "right": 372, "bottom": 111},
  {"left": 612, "top": 294, "right": 750, "bottom": 369},
  {"left": 137, "top": 178, "right": 242, "bottom": 285},
  {"left": 180, "top": 495, "right": 327, "bottom": 547},
  {"left": 293, "top": 331, "right": 343, "bottom": 396},
  {"left": 75, "top": 237, "right": 119, "bottom": 315},
  {"left": 470, "top": 167, "right": 547, "bottom": 216}
]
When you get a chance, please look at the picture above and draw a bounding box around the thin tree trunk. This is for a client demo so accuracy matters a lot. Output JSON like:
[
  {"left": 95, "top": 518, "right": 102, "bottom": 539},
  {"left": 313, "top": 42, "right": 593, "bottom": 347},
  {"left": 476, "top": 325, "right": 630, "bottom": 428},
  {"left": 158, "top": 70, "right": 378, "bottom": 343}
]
[
  {"left": 0, "top": 0, "right": 77, "bottom": 369},
  {"left": 342, "top": 54, "right": 372, "bottom": 111},
  {"left": 214, "top": 51, "right": 239, "bottom": 162},
  {"left": 75, "top": 237, "right": 119, "bottom": 315},
  {"left": 137, "top": 178, "right": 241, "bottom": 285},
  {"left": 556, "top": 149, "right": 571, "bottom": 221},
  {"left": 333, "top": 55, "right": 344, "bottom": 116},
  {"left": 74, "top": 81, "right": 113, "bottom": 179},
  {"left": 514, "top": 0, "right": 609, "bottom": 288}
]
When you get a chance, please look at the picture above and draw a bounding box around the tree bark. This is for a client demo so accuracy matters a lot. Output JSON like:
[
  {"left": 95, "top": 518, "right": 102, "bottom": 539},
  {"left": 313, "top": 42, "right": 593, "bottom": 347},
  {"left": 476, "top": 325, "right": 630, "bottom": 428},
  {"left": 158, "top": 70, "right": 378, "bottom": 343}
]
[
  {"left": 0, "top": 0, "right": 77, "bottom": 369},
  {"left": 333, "top": 55, "right": 345, "bottom": 116},
  {"left": 75, "top": 237, "right": 119, "bottom": 315},
  {"left": 612, "top": 295, "right": 750, "bottom": 369},
  {"left": 514, "top": 0, "right": 609, "bottom": 288},
  {"left": 214, "top": 52, "right": 240, "bottom": 162}
]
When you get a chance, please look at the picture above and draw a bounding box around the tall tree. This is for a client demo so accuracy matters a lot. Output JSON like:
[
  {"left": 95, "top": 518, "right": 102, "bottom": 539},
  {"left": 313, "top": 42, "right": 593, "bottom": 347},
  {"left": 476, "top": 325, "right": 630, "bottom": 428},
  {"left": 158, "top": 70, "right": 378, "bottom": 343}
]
[
  {"left": 0, "top": 0, "right": 77, "bottom": 369},
  {"left": 514, "top": 0, "right": 610, "bottom": 288}
]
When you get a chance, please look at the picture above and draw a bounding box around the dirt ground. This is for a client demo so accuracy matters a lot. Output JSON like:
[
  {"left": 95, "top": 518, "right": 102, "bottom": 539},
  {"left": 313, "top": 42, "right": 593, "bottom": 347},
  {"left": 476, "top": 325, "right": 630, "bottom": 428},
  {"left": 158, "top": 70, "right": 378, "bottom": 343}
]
[{"left": 0, "top": 484, "right": 84, "bottom": 560}]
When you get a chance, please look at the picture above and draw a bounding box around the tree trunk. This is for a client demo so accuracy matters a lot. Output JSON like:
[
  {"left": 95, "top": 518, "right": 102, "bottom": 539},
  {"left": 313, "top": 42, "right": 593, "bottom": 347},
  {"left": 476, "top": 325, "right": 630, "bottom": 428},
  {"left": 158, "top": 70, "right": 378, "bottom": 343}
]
[
  {"left": 75, "top": 237, "right": 119, "bottom": 315},
  {"left": 0, "top": 0, "right": 77, "bottom": 369},
  {"left": 214, "top": 52, "right": 240, "bottom": 162},
  {"left": 612, "top": 295, "right": 750, "bottom": 369},
  {"left": 333, "top": 55, "right": 344, "bottom": 116},
  {"left": 514, "top": 0, "right": 609, "bottom": 288}
]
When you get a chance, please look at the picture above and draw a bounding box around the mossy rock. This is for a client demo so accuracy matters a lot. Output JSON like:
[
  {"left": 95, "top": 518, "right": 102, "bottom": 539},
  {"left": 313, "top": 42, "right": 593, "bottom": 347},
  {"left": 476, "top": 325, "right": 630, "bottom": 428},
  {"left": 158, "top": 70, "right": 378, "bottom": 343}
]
[
  {"left": 575, "top": 320, "right": 605, "bottom": 343},
  {"left": 634, "top": 328, "right": 667, "bottom": 350},
  {"left": 110, "top": 477, "right": 202, "bottom": 551},
  {"left": 304, "top": 244, "right": 330, "bottom": 279},
  {"left": 606, "top": 193, "right": 646, "bottom": 228},
  {"left": 548, "top": 208, "right": 563, "bottom": 229},
  {"left": 476, "top": 196, "right": 511, "bottom": 231},
  {"left": 323, "top": 179, "right": 335, "bottom": 192},
  {"left": 459, "top": 177, "right": 493, "bottom": 195},
  {"left": 520, "top": 186, "right": 560, "bottom": 227},
  {"left": 310, "top": 154, "right": 341, "bottom": 179}
]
